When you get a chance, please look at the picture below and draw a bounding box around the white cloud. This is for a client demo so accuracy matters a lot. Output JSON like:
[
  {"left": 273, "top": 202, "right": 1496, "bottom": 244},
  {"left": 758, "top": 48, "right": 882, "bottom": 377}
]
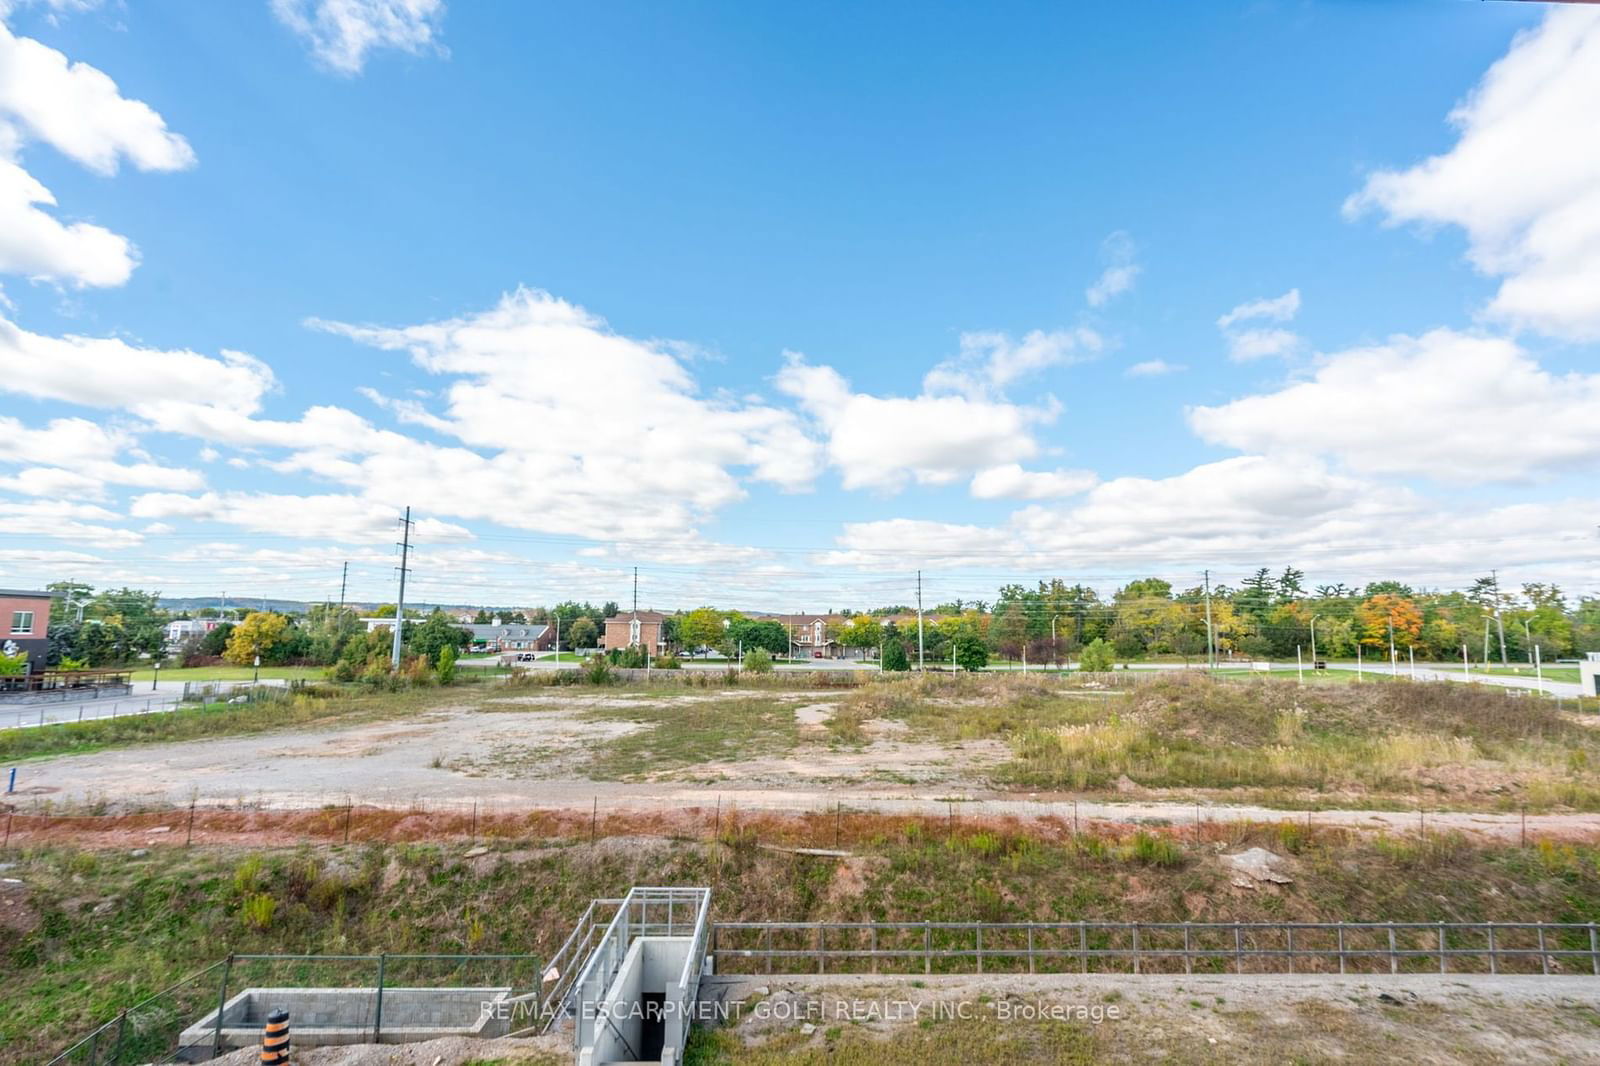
[
  {"left": 1226, "top": 327, "right": 1301, "bottom": 362},
  {"left": 1125, "top": 359, "right": 1184, "bottom": 378},
  {"left": 130, "top": 491, "right": 472, "bottom": 543},
  {"left": 0, "top": 21, "right": 195, "bottom": 175},
  {"left": 308, "top": 288, "right": 822, "bottom": 538},
  {"left": 777, "top": 354, "right": 1056, "bottom": 492},
  {"left": 272, "top": 0, "right": 447, "bottom": 76},
  {"left": 0, "top": 415, "right": 204, "bottom": 494},
  {"left": 821, "top": 456, "right": 1598, "bottom": 591},
  {"left": 0, "top": 158, "right": 135, "bottom": 285},
  {"left": 922, "top": 327, "right": 1099, "bottom": 398},
  {"left": 1347, "top": 9, "right": 1600, "bottom": 340},
  {"left": 1216, "top": 288, "right": 1300, "bottom": 329},
  {"left": 1084, "top": 230, "right": 1139, "bottom": 308},
  {"left": 0, "top": 20, "right": 193, "bottom": 286},
  {"left": 824, "top": 456, "right": 1415, "bottom": 570},
  {"left": 0, "top": 497, "right": 139, "bottom": 545},
  {"left": 1189, "top": 328, "right": 1600, "bottom": 484},
  {"left": 1216, "top": 288, "right": 1302, "bottom": 362},
  {"left": 970, "top": 464, "right": 1097, "bottom": 501},
  {"left": 0, "top": 313, "right": 277, "bottom": 422}
]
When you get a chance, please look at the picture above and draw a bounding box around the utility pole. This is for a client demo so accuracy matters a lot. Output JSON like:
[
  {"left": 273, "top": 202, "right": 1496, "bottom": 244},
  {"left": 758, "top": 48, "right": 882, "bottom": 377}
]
[
  {"left": 1203, "top": 569, "right": 1216, "bottom": 672},
  {"left": 1309, "top": 615, "right": 1317, "bottom": 664},
  {"left": 1482, "top": 617, "right": 1491, "bottom": 669},
  {"left": 916, "top": 570, "right": 926, "bottom": 672},
  {"left": 390, "top": 506, "right": 413, "bottom": 669},
  {"left": 1388, "top": 618, "right": 1397, "bottom": 676},
  {"left": 1492, "top": 569, "right": 1508, "bottom": 667},
  {"left": 338, "top": 561, "right": 348, "bottom": 610}
]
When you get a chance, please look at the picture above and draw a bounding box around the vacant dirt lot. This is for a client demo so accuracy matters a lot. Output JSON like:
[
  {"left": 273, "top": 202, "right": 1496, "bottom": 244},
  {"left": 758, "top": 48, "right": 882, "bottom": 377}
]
[{"left": 8, "top": 686, "right": 1600, "bottom": 844}]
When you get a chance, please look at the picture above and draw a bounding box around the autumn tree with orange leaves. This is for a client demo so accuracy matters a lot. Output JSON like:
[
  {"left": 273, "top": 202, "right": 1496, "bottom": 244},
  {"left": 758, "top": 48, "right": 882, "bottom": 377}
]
[{"left": 1356, "top": 594, "right": 1423, "bottom": 650}]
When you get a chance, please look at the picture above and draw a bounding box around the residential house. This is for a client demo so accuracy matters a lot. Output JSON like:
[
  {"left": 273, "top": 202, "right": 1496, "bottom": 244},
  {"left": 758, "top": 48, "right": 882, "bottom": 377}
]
[
  {"left": 0, "top": 588, "right": 56, "bottom": 672},
  {"left": 466, "top": 623, "right": 552, "bottom": 654},
  {"left": 603, "top": 610, "right": 670, "bottom": 653},
  {"left": 164, "top": 618, "right": 222, "bottom": 649},
  {"left": 772, "top": 613, "right": 855, "bottom": 659}
]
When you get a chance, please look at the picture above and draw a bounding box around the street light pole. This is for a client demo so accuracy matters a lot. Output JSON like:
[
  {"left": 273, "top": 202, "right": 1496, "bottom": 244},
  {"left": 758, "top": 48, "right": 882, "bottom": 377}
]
[{"left": 152, "top": 659, "right": 160, "bottom": 692}]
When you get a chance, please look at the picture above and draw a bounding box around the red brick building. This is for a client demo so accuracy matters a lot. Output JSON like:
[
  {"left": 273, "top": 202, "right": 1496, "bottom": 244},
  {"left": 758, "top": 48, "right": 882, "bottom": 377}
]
[{"left": 0, "top": 588, "right": 55, "bottom": 672}]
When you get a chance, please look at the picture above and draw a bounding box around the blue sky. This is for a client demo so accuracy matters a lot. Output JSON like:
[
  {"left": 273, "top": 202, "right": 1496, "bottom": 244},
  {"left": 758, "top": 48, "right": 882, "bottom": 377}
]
[{"left": 0, "top": 0, "right": 1596, "bottom": 611}]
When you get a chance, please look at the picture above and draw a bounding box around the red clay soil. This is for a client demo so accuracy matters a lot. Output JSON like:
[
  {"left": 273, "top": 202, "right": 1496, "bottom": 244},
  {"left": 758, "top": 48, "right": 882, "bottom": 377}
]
[{"left": 2, "top": 801, "right": 1598, "bottom": 853}]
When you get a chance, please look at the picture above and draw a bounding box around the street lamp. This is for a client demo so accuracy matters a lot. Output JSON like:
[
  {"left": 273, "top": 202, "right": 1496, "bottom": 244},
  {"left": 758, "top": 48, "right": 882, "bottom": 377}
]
[{"left": 152, "top": 658, "right": 160, "bottom": 692}]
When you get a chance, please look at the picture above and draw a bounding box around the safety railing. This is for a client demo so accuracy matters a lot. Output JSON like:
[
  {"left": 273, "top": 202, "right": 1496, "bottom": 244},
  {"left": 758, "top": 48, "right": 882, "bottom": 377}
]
[
  {"left": 529, "top": 896, "right": 625, "bottom": 1035},
  {"left": 710, "top": 920, "right": 1600, "bottom": 977},
  {"left": 568, "top": 886, "right": 713, "bottom": 1060},
  {"left": 45, "top": 953, "right": 544, "bottom": 1066}
]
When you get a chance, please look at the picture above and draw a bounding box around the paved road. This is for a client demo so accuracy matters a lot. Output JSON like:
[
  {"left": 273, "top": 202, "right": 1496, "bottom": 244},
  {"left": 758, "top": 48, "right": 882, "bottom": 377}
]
[{"left": 0, "top": 677, "right": 303, "bottom": 730}]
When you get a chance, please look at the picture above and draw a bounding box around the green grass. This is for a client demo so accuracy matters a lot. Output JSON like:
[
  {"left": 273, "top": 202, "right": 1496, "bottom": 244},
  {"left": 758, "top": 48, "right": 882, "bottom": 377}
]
[
  {"left": 11, "top": 826, "right": 1600, "bottom": 1062},
  {"left": 1479, "top": 665, "right": 1582, "bottom": 684},
  {"left": 577, "top": 695, "right": 801, "bottom": 779},
  {"left": 833, "top": 673, "right": 1600, "bottom": 811},
  {"left": 126, "top": 665, "right": 327, "bottom": 682}
]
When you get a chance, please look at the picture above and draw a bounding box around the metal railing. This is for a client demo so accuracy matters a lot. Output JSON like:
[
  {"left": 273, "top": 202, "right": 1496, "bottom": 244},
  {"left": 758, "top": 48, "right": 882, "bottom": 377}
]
[
  {"left": 530, "top": 896, "right": 625, "bottom": 1035},
  {"left": 711, "top": 920, "right": 1600, "bottom": 977},
  {"left": 46, "top": 952, "right": 544, "bottom": 1066},
  {"left": 568, "top": 886, "right": 713, "bottom": 1063}
]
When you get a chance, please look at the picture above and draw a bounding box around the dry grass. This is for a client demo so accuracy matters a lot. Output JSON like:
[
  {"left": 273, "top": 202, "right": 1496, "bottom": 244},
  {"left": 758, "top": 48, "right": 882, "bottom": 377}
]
[{"left": 826, "top": 673, "right": 1600, "bottom": 811}]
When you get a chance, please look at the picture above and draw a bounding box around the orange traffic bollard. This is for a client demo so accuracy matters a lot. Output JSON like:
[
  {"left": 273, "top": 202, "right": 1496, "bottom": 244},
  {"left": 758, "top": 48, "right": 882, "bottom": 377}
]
[{"left": 260, "top": 1008, "right": 290, "bottom": 1064}]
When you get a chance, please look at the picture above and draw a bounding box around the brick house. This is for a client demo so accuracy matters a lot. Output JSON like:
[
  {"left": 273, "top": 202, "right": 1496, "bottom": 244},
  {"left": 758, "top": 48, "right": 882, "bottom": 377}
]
[
  {"left": 603, "top": 610, "right": 670, "bottom": 653},
  {"left": 772, "top": 613, "right": 853, "bottom": 659},
  {"left": 0, "top": 588, "right": 56, "bottom": 671}
]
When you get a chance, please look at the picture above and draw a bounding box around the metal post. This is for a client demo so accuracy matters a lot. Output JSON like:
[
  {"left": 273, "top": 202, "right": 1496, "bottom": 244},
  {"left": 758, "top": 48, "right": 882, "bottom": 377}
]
[
  {"left": 765, "top": 927, "right": 773, "bottom": 975},
  {"left": 1183, "top": 926, "right": 1192, "bottom": 975},
  {"left": 1438, "top": 922, "right": 1447, "bottom": 974},
  {"left": 1487, "top": 925, "right": 1497, "bottom": 975},
  {"left": 1538, "top": 923, "right": 1549, "bottom": 975},
  {"left": 871, "top": 927, "right": 878, "bottom": 975},
  {"left": 1286, "top": 927, "right": 1295, "bottom": 974},
  {"left": 373, "top": 953, "right": 387, "bottom": 1042},
  {"left": 817, "top": 925, "right": 824, "bottom": 975},
  {"left": 977, "top": 926, "right": 984, "bottom": 975},
  {"left": 1235, "top": 925, "right": 1243, "bottom": 974},
  {"left": 1337, "top": 924, "right": 1346, "bottom": 974},
  {"left": 924, "top": 923, "right": 932, "bottom": 974},
  {"left": 1079, "top": 922, "right": 1088, "bottom": 974},
  {"left": 1027, "top": 926, "right": 1036, "bottom": 974},
  {"left": 114, "top": 1009, "right": 127, "bottom": 1063},
  {"left": 212, "top": 954, "right": 233, "bottom": 1056},
  {"left": 1388, "top": 927, "right": 1398, "bottom": 974},
  {"left": 1131, "top": 924, "right": 1139, "bottom": 975}
]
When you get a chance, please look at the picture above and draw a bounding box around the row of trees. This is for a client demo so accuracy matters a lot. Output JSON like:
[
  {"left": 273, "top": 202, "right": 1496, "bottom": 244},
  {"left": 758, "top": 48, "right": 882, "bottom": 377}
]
[
  {"left": 979, "top": 571, "right": 1600, "bottom": 664},
  {"left": 630, "top": 572, "right": 1600, "bottom": 669}
]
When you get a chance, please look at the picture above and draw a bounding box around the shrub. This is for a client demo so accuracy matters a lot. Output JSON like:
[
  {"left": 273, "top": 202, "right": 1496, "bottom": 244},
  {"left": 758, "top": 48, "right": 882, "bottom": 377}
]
[
  {"left": 241, "top": 893, "right": 277, "bottom": 931},
  {"left": 436, "top": 644, "right": 458, "bottom": 684},
  {"left": 652, "top": 653, "right": 682, "bottom": 670},
  {"left": 953, "top": 635, "right": 988, "bottom": 672},
  {"left": 882, "top": 640, "right": 911, "bottom": 672},
  {"left": 743, "top": 648, "right": 774, "bottom": 673},
  {"left": 582, "top": 654, "right": 616, "bottom": 685},
  {"left": 1078, "top": 637, "right": 1115, "bottom": 672}
]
